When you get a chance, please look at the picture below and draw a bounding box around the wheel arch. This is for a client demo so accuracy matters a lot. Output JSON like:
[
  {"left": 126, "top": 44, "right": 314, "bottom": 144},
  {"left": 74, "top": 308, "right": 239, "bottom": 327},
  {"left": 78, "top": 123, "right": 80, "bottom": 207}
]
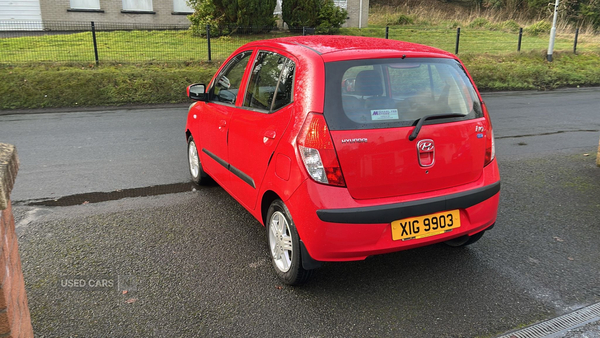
[{"left": 261, "top": 190, "right": 281, "bottom": 226}]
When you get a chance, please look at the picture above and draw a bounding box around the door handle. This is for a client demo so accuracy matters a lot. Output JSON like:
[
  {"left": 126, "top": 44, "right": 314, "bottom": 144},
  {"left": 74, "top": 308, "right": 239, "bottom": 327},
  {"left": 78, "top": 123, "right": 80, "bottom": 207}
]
[
  {"left": 264, "top": 131, "right": 276, "bottom": 139},
  {"left": 219, "top": 120, "right": 227, "bottom": 130},
  {"left": 263, "top": 131, "right": 276, "bottom": 144}
]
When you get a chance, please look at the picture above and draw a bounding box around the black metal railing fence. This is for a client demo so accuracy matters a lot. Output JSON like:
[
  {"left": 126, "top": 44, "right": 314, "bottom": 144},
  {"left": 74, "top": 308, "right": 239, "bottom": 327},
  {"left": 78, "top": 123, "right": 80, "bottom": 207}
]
[{"left": 0, "top": 20, "right": 595, "bottom": 65}]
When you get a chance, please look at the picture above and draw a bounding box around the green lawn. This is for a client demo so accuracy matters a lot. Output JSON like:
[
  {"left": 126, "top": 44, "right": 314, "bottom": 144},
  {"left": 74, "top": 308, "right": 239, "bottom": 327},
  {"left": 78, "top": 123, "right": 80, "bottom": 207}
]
[
  {"left": 1, "top": 26, "right": 598, "bottom": 64},
  {"left": 2, "top": 25, "right": 599, "bottom": 110},
  {"left": 0, "top": 29, "right": 294, "bottom": 64}
]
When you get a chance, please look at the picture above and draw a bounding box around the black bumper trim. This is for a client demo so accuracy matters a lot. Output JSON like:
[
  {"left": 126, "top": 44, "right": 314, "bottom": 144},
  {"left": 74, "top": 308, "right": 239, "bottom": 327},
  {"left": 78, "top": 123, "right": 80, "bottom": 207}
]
[{"left": 316, "top": 181, "right": 501, "bottom": 224}]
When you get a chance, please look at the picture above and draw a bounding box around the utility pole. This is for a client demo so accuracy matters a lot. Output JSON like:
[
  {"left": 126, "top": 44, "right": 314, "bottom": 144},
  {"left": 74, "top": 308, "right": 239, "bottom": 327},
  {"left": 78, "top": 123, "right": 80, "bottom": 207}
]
[{"left": 547, "top": 0, "right": 560, "bottom": 62}]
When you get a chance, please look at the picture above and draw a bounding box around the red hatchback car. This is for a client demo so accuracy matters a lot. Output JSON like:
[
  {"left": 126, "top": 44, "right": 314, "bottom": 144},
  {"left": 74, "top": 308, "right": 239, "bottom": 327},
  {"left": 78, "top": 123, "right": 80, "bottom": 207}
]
[{"left": 185, "top": 36, "right": 500, "bottom": 285}]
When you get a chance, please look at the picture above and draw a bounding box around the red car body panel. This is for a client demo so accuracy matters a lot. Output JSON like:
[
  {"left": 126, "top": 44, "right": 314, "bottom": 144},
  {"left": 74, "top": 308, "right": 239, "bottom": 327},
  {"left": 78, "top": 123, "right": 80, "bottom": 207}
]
[
  {"left": 330, "top": 118, "right": 488, "bottom": 200},
  {"left": 286, "top": 159, "right": 500, "bottom": 261},
  {"left": 186, "top": 36, "right": 500, "bottom": 263}
]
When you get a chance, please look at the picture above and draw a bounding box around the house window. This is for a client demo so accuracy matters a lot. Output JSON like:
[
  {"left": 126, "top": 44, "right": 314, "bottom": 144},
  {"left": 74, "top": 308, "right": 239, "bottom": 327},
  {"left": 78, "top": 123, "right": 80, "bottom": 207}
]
[
  {"left": 173, "top": 0, "right": 193, "bottom": 13},
  {"left": 273, "top": 0, "right": 344, "bottom": 15},
  {"left": 70, "top": 0, "right": 101, "bottom": 10},
  {"left": 122, "top": 0, "right": 153, "bottom": 12},
  {"left": 333, "top": 0, "right": 347, "bottom": 10}
]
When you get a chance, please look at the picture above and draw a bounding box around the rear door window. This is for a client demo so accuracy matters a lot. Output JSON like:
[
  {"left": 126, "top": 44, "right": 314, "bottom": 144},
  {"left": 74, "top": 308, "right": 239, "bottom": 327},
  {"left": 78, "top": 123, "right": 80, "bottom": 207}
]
[
  {"left": 325, "top": 58, "right": 482, "bottom": 130},
  {"left": 243, "top": 51, "right": 295, "bottom": 113}
]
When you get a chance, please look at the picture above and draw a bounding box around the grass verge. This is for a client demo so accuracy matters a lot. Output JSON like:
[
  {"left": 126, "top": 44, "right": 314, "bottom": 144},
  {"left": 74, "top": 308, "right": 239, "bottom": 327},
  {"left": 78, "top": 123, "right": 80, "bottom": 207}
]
[
  {"left": 1, "top": 51, "right": 599, "bottom": 111},
  {"left": 0, "top": 63, "right": 219, "bottom": 110},
  {"left": 463, "top": 50, "right": 600, "bottom": 91}
]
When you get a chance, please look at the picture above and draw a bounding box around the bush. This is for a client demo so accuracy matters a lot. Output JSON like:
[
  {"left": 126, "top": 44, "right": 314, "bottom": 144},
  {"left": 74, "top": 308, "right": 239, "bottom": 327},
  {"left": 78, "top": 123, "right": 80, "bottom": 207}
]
[
  {"left": 580, "top": 2, "right": 600, "bottom": 28},
  {"left": 483, "top": 0, "right": 503, "bottom": 9},
  {"left": 486, "top": 19, "right": 521, "bottom": 32},
  {"left": 316, "top": 0, "right": 349, "bottom": 33},
  {"left": 524, "top": 20, "right": 552, "bottom": 36},
  {"left": 467, "top": 17, "right": 490, "bottom": 29},
  {"left": 188, "top": 0, "right": 277, "bottom": 36},
  {"left": 283, "top": 0, "right": 347, "bottom": 32},
  {"left": 466, "top": 0, "right": 600, "bottom": 29},
  {"left": 188, "top": 0, "right": 221, "bottom": 35},
  {"left": 446, "top": 20, "right": 461, "bottom": 29},
  {"left": 394, "top": 14, "right": 415, "bottom": 25},
  {"left": 282, "top": 0, "right": 321, "bottom": 29},
  {"left": 237, "top": 0, "right": 278, "bottom": 28},
  {"left": 501, "top": 20, "right": 521, "bottom": 33}
]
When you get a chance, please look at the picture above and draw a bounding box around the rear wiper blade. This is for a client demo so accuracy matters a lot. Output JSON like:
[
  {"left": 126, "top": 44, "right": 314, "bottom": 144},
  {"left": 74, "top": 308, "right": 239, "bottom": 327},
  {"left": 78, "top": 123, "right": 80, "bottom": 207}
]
[{"left": 408, "top": 113, "right": 466, "bottom": 141}]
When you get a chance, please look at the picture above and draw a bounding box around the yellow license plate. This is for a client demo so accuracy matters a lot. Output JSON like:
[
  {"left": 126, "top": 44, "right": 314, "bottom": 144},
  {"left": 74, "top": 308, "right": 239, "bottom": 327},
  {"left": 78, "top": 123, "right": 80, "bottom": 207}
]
[{"left": 391, "top": 210, "right": 461, "bottom": 241}]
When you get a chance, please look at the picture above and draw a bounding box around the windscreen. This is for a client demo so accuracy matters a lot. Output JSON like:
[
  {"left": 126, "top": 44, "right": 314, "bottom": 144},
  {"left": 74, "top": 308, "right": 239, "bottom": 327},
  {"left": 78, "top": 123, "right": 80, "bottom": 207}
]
[{"left": 324, "top": 58, "right": 483, "bottom": 130}]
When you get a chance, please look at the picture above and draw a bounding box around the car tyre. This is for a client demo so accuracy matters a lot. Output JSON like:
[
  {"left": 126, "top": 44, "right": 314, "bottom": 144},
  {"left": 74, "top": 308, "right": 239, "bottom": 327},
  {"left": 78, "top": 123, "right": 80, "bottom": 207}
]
[
  {"left": 444, "top": 231, "right": 485, "bottom": 247},
  {"left": 187, "top": 136, "right": 209, "bottom": 185},
  {"left": 266, "top": 200, "right": 313, "bottom": 286}
]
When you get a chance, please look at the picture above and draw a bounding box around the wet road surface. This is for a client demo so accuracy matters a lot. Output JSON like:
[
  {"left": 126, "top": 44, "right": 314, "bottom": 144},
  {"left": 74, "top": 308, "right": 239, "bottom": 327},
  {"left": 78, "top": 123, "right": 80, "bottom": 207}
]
[{"left": 1, "top": 88, "right": 599, "bottom": 337}]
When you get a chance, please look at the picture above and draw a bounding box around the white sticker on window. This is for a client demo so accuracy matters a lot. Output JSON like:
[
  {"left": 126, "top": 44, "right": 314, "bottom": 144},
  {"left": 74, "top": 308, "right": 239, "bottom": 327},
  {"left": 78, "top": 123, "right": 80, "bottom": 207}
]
[{"left": 371, "top": 109, "right": 399, "bottom": 121}]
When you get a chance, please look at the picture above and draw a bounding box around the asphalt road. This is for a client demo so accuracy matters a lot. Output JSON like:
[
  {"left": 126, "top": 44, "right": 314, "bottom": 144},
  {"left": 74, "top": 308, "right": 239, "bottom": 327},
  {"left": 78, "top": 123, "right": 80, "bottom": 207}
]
[
  {"left": 1, "top": 88, "right": 599, "bottom": 203},
  {"left": 1, "top": 88, "right": 599, "bottom": 337}
]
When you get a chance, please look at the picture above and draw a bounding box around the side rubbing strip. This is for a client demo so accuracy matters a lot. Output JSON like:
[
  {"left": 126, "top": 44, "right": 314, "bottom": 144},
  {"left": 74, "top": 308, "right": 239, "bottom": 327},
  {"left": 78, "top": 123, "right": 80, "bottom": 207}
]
[
  {"left": 316, "top": 181, "right": 501, "bottom": 224},
  {"left": 229, "top": 165, "right": 256, "bottom": 189},
  {"left": 203, "top": 148, "right": 228, "bottom": 169},
  {"left": 202, "top": 149, "right": 256, "bottom": 189}
]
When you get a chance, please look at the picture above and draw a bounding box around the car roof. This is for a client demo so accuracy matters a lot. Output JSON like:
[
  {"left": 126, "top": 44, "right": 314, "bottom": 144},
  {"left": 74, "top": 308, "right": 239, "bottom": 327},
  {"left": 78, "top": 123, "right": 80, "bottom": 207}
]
[{"left": 245, "top": 35, "right": 456, "bottom": 62}]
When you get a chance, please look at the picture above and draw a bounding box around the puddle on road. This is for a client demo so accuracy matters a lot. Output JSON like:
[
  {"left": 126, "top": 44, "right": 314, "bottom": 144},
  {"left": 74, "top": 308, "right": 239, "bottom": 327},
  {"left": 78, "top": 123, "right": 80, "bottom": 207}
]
[{"left": 17, "top": 182, "right": 203, "bottom": 207}]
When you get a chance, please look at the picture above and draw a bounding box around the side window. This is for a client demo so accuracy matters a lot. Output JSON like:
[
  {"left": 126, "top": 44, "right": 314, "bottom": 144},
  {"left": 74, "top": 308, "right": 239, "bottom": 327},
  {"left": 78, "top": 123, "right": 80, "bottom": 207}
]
[
  {"left": 273, "top": 60, "right": 295, "bottom": 111},
  {"left": 212, "top": 51, "right": 252, "bottom": 104},
  {"left": 243, "top": 51, "right": 295, "bottom": 112}
]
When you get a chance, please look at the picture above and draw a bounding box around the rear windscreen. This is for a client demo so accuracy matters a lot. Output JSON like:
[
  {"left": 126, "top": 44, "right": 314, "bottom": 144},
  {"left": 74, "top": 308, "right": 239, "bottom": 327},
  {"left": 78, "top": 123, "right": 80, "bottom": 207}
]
[{"left": 324, "top": 58, "right": 483, "bottom": 130}]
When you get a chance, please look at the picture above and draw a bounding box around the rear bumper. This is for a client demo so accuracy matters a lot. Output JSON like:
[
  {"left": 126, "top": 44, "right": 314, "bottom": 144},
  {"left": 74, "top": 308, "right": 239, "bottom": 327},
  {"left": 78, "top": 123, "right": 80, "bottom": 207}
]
[
  {"left": 285, "top": 161, "right": 501, "bottom": 262},
  {"left": 316, "top": 181, "right": 500, "bottom": 224}
]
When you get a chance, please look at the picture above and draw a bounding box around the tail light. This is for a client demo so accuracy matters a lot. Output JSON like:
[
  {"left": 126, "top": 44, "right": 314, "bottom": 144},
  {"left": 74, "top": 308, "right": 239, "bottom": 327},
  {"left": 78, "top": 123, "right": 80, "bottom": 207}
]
[
  {"left": 297, "top": 113, "right": 346, "bottom": 187},
  {"left": 482, "top": 102, "right": 496, "bottom": 166}
]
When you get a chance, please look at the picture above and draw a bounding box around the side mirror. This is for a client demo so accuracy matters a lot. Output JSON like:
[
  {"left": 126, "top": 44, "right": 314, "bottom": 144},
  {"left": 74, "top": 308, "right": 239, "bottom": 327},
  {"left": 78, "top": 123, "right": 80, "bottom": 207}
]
[{"left": 187, "top": 84, "right": 207, "bottom": 101}]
